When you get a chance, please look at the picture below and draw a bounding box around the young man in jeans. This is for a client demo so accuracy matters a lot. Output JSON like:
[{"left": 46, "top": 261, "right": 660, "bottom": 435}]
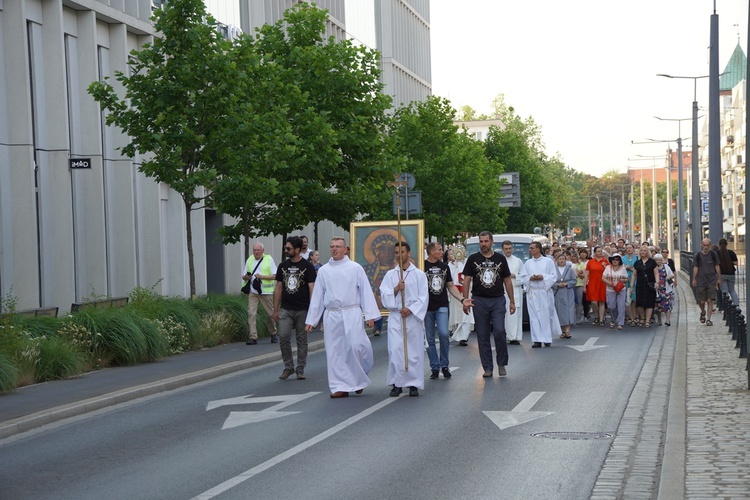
[{"left": 424, "top": 242, "right": 465, "bottom": 379}]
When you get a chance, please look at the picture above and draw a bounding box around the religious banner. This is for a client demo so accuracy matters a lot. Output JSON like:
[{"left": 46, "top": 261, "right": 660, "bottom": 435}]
[{"left": 350, "top": 220, "right": 425, "bottom": 315}]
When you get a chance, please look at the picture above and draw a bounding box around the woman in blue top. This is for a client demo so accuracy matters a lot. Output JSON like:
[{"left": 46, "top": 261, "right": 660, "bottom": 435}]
[{"left": 621, "top": 243, "right": 638, "bottom": 326}]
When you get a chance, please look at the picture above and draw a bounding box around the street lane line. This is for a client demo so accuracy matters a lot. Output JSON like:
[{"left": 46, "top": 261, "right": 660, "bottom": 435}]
[
  {"left": 192, "top": 395, "right": 401, "bottom": 499},
  {"left": 511, "top": 391, "right": 545, "bottom": 412}
]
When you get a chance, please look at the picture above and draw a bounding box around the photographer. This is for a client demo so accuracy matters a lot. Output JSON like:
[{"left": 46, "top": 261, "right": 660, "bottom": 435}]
[{"left": 242, "top": 242, "right": 278, "bottom": 345}]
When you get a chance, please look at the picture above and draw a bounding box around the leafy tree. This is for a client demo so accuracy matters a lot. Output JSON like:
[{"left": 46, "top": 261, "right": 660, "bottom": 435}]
[
  {"left": 484, "top": 96, "right": 555, "bottom": 233},
  {"left": 386, "top": 96, "right": 505, "bottom": 240},
  {"left": 89, "top": 0, "right": 238, "bottom": 297},
  {"left": 211, "top": 4, "right": 392, "bottom": 245}
]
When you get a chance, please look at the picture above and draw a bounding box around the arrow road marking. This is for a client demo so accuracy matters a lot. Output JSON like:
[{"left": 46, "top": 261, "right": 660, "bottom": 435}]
[
  {"left": 483, "top": 391, "right": 554, "bottom": 430},
  {"left": 568, "top": 337, "right": 608, "bottom": 352},
  {"left": 193, "top": 396, "right": 401, "bottom": 499},
  {"left": 206, "top": 392, "right": 319, "bottom": 430}
]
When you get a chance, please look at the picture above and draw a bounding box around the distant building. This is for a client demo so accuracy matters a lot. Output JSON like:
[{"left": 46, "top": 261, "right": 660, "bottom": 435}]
[
  {"left": 698, "top": 42, "right": 747, "bottom": 243},
  {"left": 454, "top": 119, "right": 504, "bottom": 142}
]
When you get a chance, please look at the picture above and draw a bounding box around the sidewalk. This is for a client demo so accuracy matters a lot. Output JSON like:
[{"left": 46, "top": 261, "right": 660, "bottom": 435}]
[{"left": 591, "top": 271, "right": 750, "bottom": 499}]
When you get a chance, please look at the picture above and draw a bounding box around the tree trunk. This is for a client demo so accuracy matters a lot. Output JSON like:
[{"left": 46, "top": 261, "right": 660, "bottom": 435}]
[
  {"left": 243, "top": 211, "right": 250, "bottom": 261},
  {"left": 314, "top": 221, "right": 319, "bottom": 252},
  {"left": 185, "top": 200, "right": 197, "bottom": 299}
]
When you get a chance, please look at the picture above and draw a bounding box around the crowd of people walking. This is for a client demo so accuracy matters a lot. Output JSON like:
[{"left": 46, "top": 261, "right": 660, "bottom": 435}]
[{"left": 239, "top": 231, "right": 735, "bottom": 398}]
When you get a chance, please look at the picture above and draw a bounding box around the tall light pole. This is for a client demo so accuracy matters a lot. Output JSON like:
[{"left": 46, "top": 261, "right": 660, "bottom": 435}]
[
  {"left": 657, "top": 73, "right": 710, "bottom": 252},
  {"left": 654, "top": 116, "right": 691, "bottom": 254},
  {"left": 631, "top": 150, "right": 669, "bottom": 246}
]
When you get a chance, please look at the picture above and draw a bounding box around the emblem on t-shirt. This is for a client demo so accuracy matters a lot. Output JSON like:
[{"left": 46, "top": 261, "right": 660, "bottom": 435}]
[
  {"left": 282, "top": 267, "right": 306, "bottom": 293},
  {"left": 427, "top": 270, "right": 447, "bottom": 295},
  {"left": 474, "top": 260, "right": 502, "bottom": 288}
]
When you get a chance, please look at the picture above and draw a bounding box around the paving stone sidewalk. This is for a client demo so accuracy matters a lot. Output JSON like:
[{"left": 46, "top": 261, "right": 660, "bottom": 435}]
[{"left": 591, "top": 272, "right": 750, "bottom": 499}]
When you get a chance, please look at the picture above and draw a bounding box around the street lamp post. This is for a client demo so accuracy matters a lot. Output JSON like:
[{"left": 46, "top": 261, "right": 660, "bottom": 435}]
[
  {"left": 654, "top": 116, "right": 691, "bottom": 254},
  {"left": 657, "top": 73, "right": 710, "bottom": 252}
]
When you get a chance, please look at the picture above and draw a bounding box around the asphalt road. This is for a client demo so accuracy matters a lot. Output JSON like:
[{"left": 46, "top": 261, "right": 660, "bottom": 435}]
[{"left": 0, "top": 323, "right": 654, "bottom": 500}]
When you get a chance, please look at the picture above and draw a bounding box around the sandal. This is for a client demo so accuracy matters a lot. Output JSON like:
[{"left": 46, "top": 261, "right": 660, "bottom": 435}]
[
  {"left": 560, "top": 333, "right": 567, "bottom": 339},
  {"left": 565, "top": 333, "right": 572, "bottom": 339},
  {"left": 657, "top": 321, "right": 662, "bottom": 326},
  {"left": 700, "top": 312, "right": 706, "bottom": 323},
  {"left": 665, "top": 322, "right": 671, "bottom": 327},
  {"left": 644, "top": 322, "right": 651, "bottom": 328},
  {"left": 609, "top": 322, "right": 615, "bottom": 329},
  {"left": 617, "top": 325, "right": 623, "bottom": 330},
  {"left": 706, "top": 319, "right": 713, "bottom": 326}
]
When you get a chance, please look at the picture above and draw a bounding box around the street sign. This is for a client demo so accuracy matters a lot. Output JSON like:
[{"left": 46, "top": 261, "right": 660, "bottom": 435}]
[
  {"left": 398, "top": 172, "right": 416, "bottom": 190},
  {"left": 69, "top": 158, "right": 92, "bottom": 169},
  {"left": 392, "top": 191, "right": 422, "bottom": 215},
  {"left": 498, "top": 171, "right": 521, "bottom": 207},
  {"left": 701, "top": 200, "right": 709, "bottom": 216}
]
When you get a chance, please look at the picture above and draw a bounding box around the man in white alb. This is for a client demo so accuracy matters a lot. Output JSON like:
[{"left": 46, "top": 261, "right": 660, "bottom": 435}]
[
  {"left": 502, "top": 240, "right": 524, "bottom": 345},
  {"left": 519, "top": 241, "right": 557, "bottom": 347},
  {"left": 305, "top": 237, "right": 381, "bottom": 398},
  {"left": 380, "top": 242, "right": 428, "bottom": 397}
]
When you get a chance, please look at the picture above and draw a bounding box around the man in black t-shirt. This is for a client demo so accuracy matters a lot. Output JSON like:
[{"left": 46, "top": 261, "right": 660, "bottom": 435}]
[
  {"left": 273, "top": 236, "right": 317, "bottom": 380},
  {"left": 462, "top": 231, "right": 515, "bottom": 378},
  {"left": 424, "top": 242, "right": 466, "bottom": 380}
]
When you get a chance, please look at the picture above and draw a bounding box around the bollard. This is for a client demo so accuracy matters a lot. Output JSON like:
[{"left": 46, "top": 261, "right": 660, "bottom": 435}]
[
  {"left": 722, "top": 292, "right": 731, "bottom": 319},
  {"left": 727, "top": 304, "right": 736, "bottom": 334},
  {"left": 732, "top": 314, "right": 745, "bottom": 349},
  {"left": 718, "top": 289, "right": 726, "bottom": 312},
  {"left": 739, "top": 316, "right": 747, "bottom": 358}
]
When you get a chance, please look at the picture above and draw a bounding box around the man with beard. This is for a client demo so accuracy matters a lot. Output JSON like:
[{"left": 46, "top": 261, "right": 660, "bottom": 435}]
[
  {"left": 502, "top": 240, "right": 524, "bottom": 345},
  {"left": 273, "top": 236, "right": 317, "bottom": 380},
  {"left": 300, "top": 235, "right": 312, "bottom": 260},
  {"left": 462, "top": 231, "right": 515, "bottom": 378}
]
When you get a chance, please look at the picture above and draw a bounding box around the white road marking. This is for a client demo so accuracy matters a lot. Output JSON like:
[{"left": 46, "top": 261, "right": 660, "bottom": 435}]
[
  {"left": 568, "top": 337, "right": 608, "bottom": 352},
  {"left": 192, "top": 396, "right": 401, "bottom": 499},
  {"left": 206, "top": 392, "right": 320, "bottom": 430},
  {"left": 483, "top": 391, "right": 554, "bottom": 430}
]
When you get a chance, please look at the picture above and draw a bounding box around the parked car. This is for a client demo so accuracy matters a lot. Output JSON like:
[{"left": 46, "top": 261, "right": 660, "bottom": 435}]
[{"left": 464, "top": 233, "right": 550, "bottom": 328}]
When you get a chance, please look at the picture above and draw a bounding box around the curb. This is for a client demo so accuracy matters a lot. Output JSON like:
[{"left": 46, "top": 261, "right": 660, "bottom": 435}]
[{"left": 0, "top": 339, "right": 327, "bottom": 440}]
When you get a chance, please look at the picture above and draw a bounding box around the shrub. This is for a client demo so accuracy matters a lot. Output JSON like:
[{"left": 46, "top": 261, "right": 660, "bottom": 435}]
[
  {"left": 153, "top": 316, "right": 191, "bottom": 355},
  {"left": 190, "top": 294, "right": 248, "bottom": 342},
  {"left": 193, "top": 310, "right": 238, "bottom": 348},
  {"left": 0, "top": 350, "right": 19, "bottom": 392},
  {"left": 69, "top": 309, "right": 148, "bottom": 366},
  {"left": 35, "top": 335, "right": 87, "bottom": 381},
  {"left": 131, "top": 314, "right": 169, "bottom": 361}
]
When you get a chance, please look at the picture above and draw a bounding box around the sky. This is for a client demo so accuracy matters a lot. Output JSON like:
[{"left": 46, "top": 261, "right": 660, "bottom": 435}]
[{"left": 430, "top": 0, "right": 749, "bottom": 178}]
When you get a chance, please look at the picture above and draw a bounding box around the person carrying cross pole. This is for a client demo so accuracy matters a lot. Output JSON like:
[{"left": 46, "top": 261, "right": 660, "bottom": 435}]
[{"left": 380, "top": 242, "right": 428, "bottom": 397}]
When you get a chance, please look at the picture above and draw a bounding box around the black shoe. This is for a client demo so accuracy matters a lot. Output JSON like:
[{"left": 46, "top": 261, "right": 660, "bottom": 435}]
[
  {"left": 389, "top": 386, "right": 402, "bottom": 397},
  {"left": 373, "top": 329, "right": 381, "bottom": 336},
  {"left": 532, "top": 342, "right": 542, "bottom": 348},
  {"left": 459, "top": 340, "right": 468, "bottom": 346},
  {"left": 544, "top": 342, "right": 551, "bottom": 347},
  {"left": 271, "top": 334, "right": 278, "bottom": 343},
  {"left": 430, "top": 370, "right": 439, "bottom": 379},
  {"left": 482, "top": 370, "right": 493, "bottom": 378},
  {"left": 246, "top": 339, "right": 258, "bottom": 345},
  {"left": 508, "top": 340, "right": 521, "bottom": 345},
  {"left": 409, "top": 386, "right": 419, "bottom": 397},
  {"left": 442, "top": 367, "right": 452, "bottom": 379}
]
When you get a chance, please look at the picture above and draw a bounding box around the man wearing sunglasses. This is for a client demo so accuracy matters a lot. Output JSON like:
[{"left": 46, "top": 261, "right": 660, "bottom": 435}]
[{"left": 273, "top": 236, "right": 317, "bottom": 380}]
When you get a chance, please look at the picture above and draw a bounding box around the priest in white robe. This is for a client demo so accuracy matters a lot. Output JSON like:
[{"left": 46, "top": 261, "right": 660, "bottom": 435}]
[
  {"left": 519, "top": 241, "right": 558, "bottom": 347},
  {"left": 501, "top": 241, "right": 525, "bottom": 345},
  {"left": 305, "top": 237, "right": 381, "bottom": 398},
  {"left": 380, "top": 242, "right": 429, "bottom": 397}
]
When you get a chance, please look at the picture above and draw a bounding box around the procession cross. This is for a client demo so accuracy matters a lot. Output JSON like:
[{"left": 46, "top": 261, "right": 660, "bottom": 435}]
[{"left": 386, "top": 174, "right": 409, "bottom": 371}]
